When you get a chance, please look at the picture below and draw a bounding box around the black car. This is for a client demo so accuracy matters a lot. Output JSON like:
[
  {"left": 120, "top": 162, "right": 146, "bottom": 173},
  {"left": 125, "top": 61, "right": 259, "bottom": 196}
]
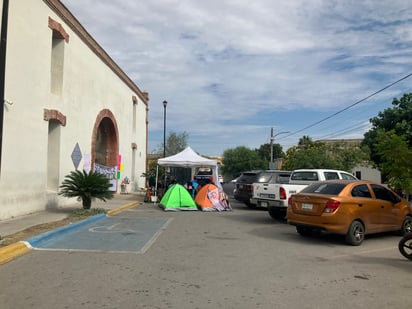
[
  {"left": 194, "top": 167, "right": 213, "bottom": 186},
  {"left": 234, "top": 170, "right": 263, "bottom": 207}
]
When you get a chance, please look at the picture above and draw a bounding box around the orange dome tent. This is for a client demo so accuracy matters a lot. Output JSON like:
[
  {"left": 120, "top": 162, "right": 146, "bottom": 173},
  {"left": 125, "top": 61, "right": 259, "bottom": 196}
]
[
  {"left": 195, "top": 183, "right": 218, "bottom": 211},
  {"left": 195, "top": 183, "right": 231, "bottom": 211}
]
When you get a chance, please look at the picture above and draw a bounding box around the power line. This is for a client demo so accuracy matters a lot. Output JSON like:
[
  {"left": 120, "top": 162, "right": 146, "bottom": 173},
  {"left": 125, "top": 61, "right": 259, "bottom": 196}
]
[
  {"left": 315, "top": 122, "right": 370, "bottom": 140},
  {"left": 279, "top": 72, "right": 412, "bottom": 140}
]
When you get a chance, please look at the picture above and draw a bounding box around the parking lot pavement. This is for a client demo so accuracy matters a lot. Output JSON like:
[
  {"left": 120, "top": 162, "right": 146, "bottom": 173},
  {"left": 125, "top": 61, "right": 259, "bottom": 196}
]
[
  {"left": 0, "top": 193, "right": 145, "bottom": 237},
  {"left": 0, "top": 193, "right": 145, "bottom": 264},
  {"left": 31, "top": 216, "right": 173, "bottom": 253},
  {"left": 1, "top": 199, "right": 410, "bottom": 309}
]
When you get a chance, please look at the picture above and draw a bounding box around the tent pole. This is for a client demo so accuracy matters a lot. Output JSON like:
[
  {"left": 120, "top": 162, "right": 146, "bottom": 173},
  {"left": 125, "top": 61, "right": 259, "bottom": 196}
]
[{"left": 154, "top": 165, "right": 159, "bottom": 197}]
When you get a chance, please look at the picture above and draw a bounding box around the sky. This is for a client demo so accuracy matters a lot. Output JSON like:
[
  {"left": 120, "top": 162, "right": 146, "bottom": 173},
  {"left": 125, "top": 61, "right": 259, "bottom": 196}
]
[{"left": 61, "top": 0, "right": 412, "bottom": 157}]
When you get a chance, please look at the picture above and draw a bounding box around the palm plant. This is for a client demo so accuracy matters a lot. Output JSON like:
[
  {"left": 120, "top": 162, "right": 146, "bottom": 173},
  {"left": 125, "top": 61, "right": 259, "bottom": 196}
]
[{"left": 59, "top": 170, "right": 114, "bottom": 209}]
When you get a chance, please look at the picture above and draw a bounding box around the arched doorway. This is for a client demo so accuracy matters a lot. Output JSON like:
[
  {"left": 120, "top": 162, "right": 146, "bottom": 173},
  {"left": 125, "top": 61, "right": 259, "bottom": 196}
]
[{"left": 91, "top": 109, "right": 119, "bottom": 190}]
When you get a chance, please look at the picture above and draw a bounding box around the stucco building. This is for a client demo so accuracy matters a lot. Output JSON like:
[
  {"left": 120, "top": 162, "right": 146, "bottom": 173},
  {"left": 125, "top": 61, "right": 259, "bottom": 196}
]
[{"left": 0, "top": 0, "right": 148, "bottom": 219}]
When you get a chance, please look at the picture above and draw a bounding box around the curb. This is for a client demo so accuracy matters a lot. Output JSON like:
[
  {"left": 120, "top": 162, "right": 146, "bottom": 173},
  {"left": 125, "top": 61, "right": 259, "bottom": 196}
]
[
  {"left": 0, "top": 242, "right": 31, "bottom": 265},
  {"left": 107, "top": 201, "right": 140, "bottom": 216},
  {"left": 0, "top": 201, "right": 141, "bottom": 265}
]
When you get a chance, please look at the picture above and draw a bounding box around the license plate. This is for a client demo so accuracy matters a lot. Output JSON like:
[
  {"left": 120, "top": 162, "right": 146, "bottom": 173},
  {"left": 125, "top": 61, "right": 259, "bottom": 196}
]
[
  {"left": 260, "top": 193, "right": 275, "bottom": 199},
  {"left": 301, "top": 203, "right": 313, "bottom": 210},
  {"left": 260, "top": 201, "right": 268, "bottom": 207}
]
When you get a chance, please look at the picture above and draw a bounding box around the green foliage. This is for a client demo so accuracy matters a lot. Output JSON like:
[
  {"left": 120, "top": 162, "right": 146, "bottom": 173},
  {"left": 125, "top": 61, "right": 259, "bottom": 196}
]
[
  {"left": 221, "top": 146, "right": 266, "bottom": 179},
  {"left": 255, "top": 143, "right": 284, "bottom": 164},
  {"left": 166, "top": 131, "right": 188, "bottom": 155},
  {"left": 59, "top": 170, "right": 114, "bottom": 209},
  {"left": 157, "top": 131, "right": 188, "bottom": 156},
  {"left": 283, "top": 139, "right": 368, "bottom": 171},
  {"left": 374, "top": 129, "right": 412, "bottom": 194},
  {"left": 363, "top": 93, "right": 412, "bottom": 166},
  {"left": 326, "top": 141, "right": 370, "bottom": 171},
  {"left": 283, "top": 142, "right": 333, "bottom": 170},
  {"left": 298, "top": 135, "right": 314, "bottom": 147},
  {"left": 141, "top": 161, "right": 159, "bottom": 187}
]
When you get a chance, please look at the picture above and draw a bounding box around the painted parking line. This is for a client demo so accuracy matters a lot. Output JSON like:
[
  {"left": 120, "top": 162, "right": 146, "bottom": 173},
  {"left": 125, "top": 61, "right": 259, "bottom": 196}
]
[{"left": 30, "top": 217, "right": 173, "bottom": 254}]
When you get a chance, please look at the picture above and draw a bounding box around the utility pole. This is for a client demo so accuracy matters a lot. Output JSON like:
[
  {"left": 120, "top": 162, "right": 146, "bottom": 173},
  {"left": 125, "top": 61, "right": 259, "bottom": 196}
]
[
  {"left": 270, "top": 127, "right": 274, "bottom": 163},
  {"left": 269, "top": 129, "right": 290, "bottom": 169}
]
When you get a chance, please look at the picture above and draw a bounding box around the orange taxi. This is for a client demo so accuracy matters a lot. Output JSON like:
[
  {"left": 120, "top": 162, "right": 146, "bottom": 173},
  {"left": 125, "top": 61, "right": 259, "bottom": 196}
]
[{"left": 287, "top": 180, "right": 412, "bottom": 245}]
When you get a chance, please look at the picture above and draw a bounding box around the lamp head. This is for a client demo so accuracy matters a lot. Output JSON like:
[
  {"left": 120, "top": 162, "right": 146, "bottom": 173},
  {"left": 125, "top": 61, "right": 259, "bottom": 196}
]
[{"left": 163, "top": 100, "right": 167, "bottom": 108}]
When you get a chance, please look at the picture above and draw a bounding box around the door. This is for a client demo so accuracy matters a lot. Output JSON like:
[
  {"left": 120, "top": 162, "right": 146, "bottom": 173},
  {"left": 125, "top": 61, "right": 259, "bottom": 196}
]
[
  {"left": 370, "top": 184, "right": 401, "bottom": 230},
  {"left": 351, "top": 184, "right": 382, "bottom": 232}
]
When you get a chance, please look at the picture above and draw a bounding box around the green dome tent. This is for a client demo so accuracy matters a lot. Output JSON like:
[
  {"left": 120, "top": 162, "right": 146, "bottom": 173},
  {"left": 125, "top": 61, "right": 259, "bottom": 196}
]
[{"left": 160, "top": 184, "right": 198, "bottom": 211}]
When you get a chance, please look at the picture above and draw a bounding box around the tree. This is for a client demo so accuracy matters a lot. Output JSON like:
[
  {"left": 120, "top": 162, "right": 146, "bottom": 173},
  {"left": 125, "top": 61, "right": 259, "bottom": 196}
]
[
  {"left": 166, "top": 131, "right": 189, "bottom": 156},
  {"left": 59, "top": 170, "right": 114, "bottom": 209},
  {"left": 283, "top": 142, "right": 334, "bottom": 170},
  {"left": 363, "top": 93, "right": 412, "bottom": 166},
  {"left": 374, "top": 129, "right": 412, "bottom": 194},
  {"left": 221, "top": 146, "right": 266, "bottom": 179},
  {"left": 255, "top": 143, "right": 284, "bottom": 164},
  {"left": 326, "top": 141, "right": 370, "bottom": 171},
  {"left": 141, "top": 160, "right": 157, "bottom": 187},
  {"left": 283, "top": 137, "right": 368, "bottom": 171},
  {"left": 157, "top": 131, "right": 189, "bottom": 156},
  {"left": 298, "top": 135, "right": 314, "bottom": 148}
]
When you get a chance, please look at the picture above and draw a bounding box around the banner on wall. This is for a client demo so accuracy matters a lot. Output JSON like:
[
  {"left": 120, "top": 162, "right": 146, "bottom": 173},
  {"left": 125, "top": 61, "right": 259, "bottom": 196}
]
[
  {"left": 117, "top": 154, "right": 122, "bottom": 180},
  {"left": 94, "top": 163, "right": 117, "bottom": 191},
  {"left": 83, "top": 154, "right": 91, "bottom": 173}
]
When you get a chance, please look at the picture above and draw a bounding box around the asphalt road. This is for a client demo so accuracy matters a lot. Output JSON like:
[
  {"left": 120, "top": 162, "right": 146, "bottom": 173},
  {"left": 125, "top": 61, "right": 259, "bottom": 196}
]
[{"left": 0, "top": 199, "right": 410, "bottom": 309}]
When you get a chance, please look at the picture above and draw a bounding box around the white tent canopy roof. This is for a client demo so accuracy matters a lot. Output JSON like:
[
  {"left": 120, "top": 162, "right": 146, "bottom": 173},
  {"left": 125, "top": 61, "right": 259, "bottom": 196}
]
[{"left": 157, "top": 146, "right": 217, "bottom": 167}]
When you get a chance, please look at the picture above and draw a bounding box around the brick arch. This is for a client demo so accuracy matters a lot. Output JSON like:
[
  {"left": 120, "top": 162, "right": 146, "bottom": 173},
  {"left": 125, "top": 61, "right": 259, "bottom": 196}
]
[
  {"left": 91, "top": 109, "right": 119, "bottom": 170},
  {"left": 43, "top": 109, "right": 66, "bottom": 126},
  {"left": 48, "top": 17, "right": 70, "bottom": 43}
]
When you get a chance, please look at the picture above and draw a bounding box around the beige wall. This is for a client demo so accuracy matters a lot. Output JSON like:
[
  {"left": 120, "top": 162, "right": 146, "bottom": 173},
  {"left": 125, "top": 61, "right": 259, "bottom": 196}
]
[
  {"left": 352, "top": 164, "right": 381, "bottom": 183},
  {"left": 0, "top": 0, "right": 148, "bottom": 219}
]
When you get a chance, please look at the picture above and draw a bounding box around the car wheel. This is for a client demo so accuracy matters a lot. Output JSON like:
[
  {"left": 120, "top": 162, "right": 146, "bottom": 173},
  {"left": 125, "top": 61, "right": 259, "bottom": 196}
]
[
  {"left": 296, "top": 226, "right": 312, "bottom": 236},
  {"left": 268, "top": 209, "right": 286, "bottom": 221},
  {"left": 401, "top": 216, "right": 412, "bottom": 235},
  {"left": 346, "top": 221, "right": 364, "bottom": 246}
]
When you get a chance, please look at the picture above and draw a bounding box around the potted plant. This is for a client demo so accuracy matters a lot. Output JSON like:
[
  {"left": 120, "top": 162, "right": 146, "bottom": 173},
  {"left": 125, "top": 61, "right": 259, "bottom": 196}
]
[{"left": 59, "top": 170, "right": 114, "bottom": 209}]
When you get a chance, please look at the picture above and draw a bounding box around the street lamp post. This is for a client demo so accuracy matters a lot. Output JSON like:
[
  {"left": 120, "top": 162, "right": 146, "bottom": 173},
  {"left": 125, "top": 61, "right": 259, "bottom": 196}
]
[
  {"left": 163, "top": 100, "right": 167, "bottom": 158},
  {"left": 270, "top": 128, "right": 290, "bottom": 166},
  {"left": 162, "top": 100, "right": 168, "bottom": 191}
]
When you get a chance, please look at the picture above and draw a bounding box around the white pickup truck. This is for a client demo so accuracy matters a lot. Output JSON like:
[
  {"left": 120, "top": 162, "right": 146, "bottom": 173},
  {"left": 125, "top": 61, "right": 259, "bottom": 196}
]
[
  {"left": 251, "top": 170, "right": 291, "bottom": 206},
  {"left": 259, "top": 169, "right": 358, "bottom": 220}
]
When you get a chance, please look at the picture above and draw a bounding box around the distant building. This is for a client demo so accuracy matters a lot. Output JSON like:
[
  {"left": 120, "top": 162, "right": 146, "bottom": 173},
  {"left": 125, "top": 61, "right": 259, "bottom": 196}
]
[
  {"left": 318, "top": 138, "right": 363, "bottom": 148},
  {"left": 352, "top": 164, "right": 382, "bottom": 183},
  {"left": 0, "top": 0, "right": 148, "bottom": 219}
]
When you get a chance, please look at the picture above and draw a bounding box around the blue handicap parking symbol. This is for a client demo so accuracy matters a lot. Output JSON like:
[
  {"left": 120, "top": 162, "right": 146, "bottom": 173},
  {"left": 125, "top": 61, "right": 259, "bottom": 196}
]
[{"left": 31, "top": 217, "right": 172, "bottom": 253}]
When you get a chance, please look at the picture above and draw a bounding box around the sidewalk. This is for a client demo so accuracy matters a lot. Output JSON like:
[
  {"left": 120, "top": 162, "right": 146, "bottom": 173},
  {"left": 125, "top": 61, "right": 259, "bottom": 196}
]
[{"left": 0, "top": 193, "right": 146, "bottom": 264}]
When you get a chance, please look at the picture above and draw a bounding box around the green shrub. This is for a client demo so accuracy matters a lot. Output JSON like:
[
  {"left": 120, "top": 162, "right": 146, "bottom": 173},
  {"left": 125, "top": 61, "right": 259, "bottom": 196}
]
[{"left": 59, "top": 170, "right": 114, "bottom": 209}]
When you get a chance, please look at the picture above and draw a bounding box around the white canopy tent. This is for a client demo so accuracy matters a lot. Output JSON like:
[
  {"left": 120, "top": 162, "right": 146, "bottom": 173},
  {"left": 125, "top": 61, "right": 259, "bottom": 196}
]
[{"left": 155, "top": 146, "right": 221, "bottom": 197}]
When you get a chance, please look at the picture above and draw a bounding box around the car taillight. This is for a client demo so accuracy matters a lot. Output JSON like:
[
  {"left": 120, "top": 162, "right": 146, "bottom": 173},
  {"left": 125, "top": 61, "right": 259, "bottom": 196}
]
[
  {"left": 324, "top": 200, "right": 340, "bottom": 213},
  {"left": 280, "top": 187, "right": 286, "bottom": 200}
]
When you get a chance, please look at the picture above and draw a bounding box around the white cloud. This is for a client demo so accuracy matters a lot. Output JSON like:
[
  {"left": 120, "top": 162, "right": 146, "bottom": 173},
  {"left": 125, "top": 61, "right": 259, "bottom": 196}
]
[{"left": 62, "top": 0, "right": 412, "bottom": 155}]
